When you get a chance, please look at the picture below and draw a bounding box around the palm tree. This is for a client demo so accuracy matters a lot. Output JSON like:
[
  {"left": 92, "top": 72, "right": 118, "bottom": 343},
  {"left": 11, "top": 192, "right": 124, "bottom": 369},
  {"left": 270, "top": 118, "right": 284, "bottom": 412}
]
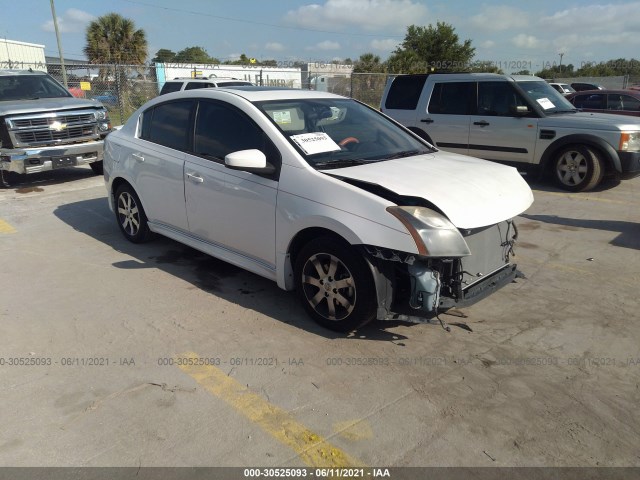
[
  {"left": 84, "top": 13, "right": 147, "bottom": 118},
  {"left": 84, "top": 13, "right": 147, "bottom": 65}
]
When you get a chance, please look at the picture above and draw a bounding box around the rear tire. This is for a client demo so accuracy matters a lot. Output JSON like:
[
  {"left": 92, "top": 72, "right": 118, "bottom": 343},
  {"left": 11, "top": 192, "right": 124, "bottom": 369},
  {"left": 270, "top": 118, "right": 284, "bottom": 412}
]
[
  {"left": 114, "top": 184, "right": 151, "bottom": 243},
  {"left": 294, "top": 237, "right": 376, "bottom": 332},
  {"left": 89, "top": 161, "right": 103, "bottom": 175},
  {"left": 552, "top": 145, "right": 604, "bottom": 192}
]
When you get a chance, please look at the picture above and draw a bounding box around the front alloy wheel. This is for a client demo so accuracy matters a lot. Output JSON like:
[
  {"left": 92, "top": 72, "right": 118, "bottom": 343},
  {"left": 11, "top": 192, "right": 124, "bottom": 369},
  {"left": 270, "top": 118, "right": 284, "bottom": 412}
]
[
  {"left": 295, "top": 237, "right": 376, "bottom": 332},
  {"left": 115, "top": 184, "right": 151, "bottom": 243},
  {"left": 553, "top": 145, "right": 604, "bottom": 192}
]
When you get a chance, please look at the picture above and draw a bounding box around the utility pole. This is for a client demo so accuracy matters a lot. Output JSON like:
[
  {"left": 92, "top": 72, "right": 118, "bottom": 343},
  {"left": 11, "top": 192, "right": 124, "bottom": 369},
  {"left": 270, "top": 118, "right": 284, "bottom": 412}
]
[
  {"left": 50, "top": 0, "right": 68, "bottom": 87},
  {"left": 558, "top": 52, "right": 565, "bottom": 76}
]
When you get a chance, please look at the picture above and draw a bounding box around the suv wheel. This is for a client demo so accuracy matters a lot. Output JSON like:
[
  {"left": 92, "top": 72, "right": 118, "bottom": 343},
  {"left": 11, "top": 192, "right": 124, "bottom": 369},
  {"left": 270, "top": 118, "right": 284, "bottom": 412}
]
[
  {"left": 114, "top": 184, "right": 151, "bottom": 243},
  {"left": 553, "top": 145, "right": 604, "bottom": 192},
  {"left": 294, "top": 237, "right": 376, "bottom": 332}
]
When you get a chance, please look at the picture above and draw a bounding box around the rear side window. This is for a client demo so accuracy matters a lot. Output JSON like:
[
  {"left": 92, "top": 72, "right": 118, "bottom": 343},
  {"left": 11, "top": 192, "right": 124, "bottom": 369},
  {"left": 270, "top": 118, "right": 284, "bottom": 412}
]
[
  {"left": 384, "top": 75, "right": 427, "bottom": 110},
  {"left": 428, "top": 82, "right": 475, "bottom": 115},
  {"left": 159, "top": 82, "right": 182, "bottom": 95},
  {"left": 140, "top": 100, "right": 194, "bottom": 151},
  {"left": 185, "top": 82, "right": 215, "bottom": 90},
  {"left": 608, "top": 94, "right": 640, "bottom": 111}
]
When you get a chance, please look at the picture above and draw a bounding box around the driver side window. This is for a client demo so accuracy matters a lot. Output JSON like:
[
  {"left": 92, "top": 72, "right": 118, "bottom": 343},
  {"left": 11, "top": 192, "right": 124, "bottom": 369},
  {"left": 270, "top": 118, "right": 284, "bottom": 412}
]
[
  {"left": 194, "top": 100, "right": 280, "bottom": 170},
  {"left": 477, "top": 82, "right": 528, "bottom": 117}
]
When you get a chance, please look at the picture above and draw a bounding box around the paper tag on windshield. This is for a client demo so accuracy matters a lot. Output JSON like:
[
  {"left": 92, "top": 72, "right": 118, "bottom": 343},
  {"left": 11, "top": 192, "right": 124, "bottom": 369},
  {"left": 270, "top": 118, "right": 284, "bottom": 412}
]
[
  {"left": 290, "top": 132, "right": 341, "bottom": 155},
  {"left": 272, "top": 111, "right": 291, "bottom": 124},
  {"left": 536, "top": 98, "right": 555, "bottom": 110}
]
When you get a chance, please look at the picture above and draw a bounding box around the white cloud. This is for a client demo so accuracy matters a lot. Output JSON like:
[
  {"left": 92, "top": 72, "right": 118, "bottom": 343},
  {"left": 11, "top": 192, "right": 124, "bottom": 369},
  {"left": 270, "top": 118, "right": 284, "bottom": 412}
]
[
  {"left": 469, "top": 6, "right": 530, "bottom": 31},
  {"left": 285, "top": 0, "right": 428, "bottom": 32},
  {"left": 512, "top": 34, "right": 540, "bottom": 49},
  {"left": 306, "top": 40, "right": 341, "bottom": 51},
  {"left": 265, "top": 42, "right": 285, "bottom": 52},
  {"left": 370, "top": 38, "right": 398, "bottom": 52},
  {"left": 480, "top": 40, "right": 496, "bottom": 49},
  {"left": 541, "top": 3, "right": 640, "bottom": 33},
  {"left": 41, "top": 8, "right": 95, "bottom": 33}
]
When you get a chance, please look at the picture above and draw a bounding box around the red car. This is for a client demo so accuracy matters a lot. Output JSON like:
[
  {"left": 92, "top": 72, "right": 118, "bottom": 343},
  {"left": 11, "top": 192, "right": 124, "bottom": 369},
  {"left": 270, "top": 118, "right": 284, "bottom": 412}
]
[{"left": 567, "top": 89, "right": 640, "bottom": 117}]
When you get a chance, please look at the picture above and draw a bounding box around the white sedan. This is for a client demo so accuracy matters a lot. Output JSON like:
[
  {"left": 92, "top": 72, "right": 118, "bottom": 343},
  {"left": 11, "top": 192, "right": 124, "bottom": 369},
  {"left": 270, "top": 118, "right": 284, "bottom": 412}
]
[{"left": 104, "top": 87, "right": 533, "bottom": 331}]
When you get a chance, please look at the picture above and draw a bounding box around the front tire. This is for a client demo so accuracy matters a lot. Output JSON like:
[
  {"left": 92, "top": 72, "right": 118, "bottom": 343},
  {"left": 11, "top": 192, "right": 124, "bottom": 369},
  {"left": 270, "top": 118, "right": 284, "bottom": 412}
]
[
  {"left": 553, "top": 145, "right": 604, "bottom": 192},
  {"left": 114, "top": 184, "right": 151, "bottom": 243},
  {"left": 294, "top": 237, "right": 376, "bottom": 332}
]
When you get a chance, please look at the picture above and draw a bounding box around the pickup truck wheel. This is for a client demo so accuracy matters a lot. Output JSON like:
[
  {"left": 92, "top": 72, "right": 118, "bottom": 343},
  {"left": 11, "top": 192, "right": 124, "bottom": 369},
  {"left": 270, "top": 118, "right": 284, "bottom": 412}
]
[
  {"left": 0, "top": 171, "right": 22, "bottom": 188},
  {"left": 294, "top": 237, "right": 376, "bottom": 332},
  {"left": 89, "top": 161, "right": 103, "bottom": 175},
  {"left": 114, "top": 184, "right": 151, "bottom": 243},
  {"left": 553, "top": 145, "right": 604, "bottom": 192}
]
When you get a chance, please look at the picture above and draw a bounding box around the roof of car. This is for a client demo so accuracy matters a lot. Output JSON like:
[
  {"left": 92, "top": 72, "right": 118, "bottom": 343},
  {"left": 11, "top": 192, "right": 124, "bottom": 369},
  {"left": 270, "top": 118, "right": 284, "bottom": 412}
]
[
  {"left": 168, "top": 77, "right": 251, "bottom": 83},
  {"left": 569, "top": 89, "right": 640, "bottom": 96},
  {"left": 158, "top": 86, "right": 344, "bottom": 103},
  {"left": 0, "top": 69, "right": 48, "bottom": 76}
]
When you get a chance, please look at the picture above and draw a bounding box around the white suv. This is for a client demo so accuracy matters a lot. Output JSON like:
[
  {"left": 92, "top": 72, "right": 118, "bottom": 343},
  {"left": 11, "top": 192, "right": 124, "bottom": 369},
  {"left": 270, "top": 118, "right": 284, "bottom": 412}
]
[
  {"left": 159, "top": 77, "right": 253, "bottom": 95},
  {"left": 381, "top": 73, "right": 640, "bottom": 191},
  {"left": 104, "top": 87, "right": 533, "bottom": 331}
]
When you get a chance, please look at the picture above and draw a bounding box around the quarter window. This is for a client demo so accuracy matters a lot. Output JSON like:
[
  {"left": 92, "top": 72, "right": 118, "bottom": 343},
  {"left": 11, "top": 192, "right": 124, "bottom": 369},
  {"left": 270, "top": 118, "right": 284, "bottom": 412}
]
[{"left": 385, "top": 75, "right": 428, "bottom": 110}]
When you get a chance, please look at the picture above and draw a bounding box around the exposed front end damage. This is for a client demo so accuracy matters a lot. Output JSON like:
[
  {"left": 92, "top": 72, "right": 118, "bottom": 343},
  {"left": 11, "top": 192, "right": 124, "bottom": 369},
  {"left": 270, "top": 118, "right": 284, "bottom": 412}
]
[{"left": 363, "top": 219, "right": 520, "bottom": 322}]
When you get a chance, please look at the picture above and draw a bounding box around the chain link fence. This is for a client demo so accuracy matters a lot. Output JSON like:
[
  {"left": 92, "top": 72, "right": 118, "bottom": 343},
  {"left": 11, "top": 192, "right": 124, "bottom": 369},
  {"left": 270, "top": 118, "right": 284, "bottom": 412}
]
[{"left": 10, "top": 61, "right": 638, "bottom": 124}]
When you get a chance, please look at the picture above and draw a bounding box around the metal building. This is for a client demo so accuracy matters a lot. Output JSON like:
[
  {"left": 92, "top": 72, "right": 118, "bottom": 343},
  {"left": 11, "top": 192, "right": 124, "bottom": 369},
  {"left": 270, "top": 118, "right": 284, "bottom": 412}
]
[{"left": 0, "top": 38, "right": 47, "bottom": 71}]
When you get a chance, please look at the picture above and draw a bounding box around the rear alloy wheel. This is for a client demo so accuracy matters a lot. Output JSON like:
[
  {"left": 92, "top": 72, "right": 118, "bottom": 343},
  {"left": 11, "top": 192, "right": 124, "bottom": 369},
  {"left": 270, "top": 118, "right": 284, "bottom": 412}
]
[
  {"left": 553, "top": 145, "right": 604, "bottom": 192},
  {"left": 89, "top": 161, "right": 103, "bottom": 175},
  {"left": 294, "top": 237, "right": 376, "bottom": 332},
  {"left": 115, "top": 184, "right": 151, "bottom": 243}
]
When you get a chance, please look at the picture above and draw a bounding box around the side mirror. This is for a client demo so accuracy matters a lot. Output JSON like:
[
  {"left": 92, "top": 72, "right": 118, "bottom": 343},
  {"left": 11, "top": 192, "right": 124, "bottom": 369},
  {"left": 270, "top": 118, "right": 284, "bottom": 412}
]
[
  {"left": 225, "top": 149, "right": 275, "bottom": 174},
  {"left": 511, "top": 105, "right": 530, "bottom": 116}
]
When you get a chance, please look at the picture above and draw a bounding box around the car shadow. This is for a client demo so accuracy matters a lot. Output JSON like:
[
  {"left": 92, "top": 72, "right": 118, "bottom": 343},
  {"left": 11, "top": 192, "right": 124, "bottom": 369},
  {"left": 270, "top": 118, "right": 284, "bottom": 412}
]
[
  {"left": 53, "top": 197, "right": 415, "bottom": 341},
  {"left": 4, "top": 166, "right": 98, "bottom": 192},
  {"left": 527, "top": 176, "right": 622, "bottom": 194},
  {"left": 521, "top": 213, "right": 640, "bottom": 250}
]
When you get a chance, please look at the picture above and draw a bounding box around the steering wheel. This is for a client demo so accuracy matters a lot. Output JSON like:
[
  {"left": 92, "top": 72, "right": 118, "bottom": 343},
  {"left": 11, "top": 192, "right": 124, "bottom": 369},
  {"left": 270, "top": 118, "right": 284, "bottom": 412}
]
[{"left": 338, "top": 137, "right": 360, "bottom": 148}]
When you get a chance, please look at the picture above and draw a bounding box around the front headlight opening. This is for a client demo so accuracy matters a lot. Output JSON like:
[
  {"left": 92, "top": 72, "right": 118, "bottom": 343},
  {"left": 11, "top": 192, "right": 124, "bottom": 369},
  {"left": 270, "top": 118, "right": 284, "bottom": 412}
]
[{"left": 387, "top": 206, "right": 471, "bottom": 257}]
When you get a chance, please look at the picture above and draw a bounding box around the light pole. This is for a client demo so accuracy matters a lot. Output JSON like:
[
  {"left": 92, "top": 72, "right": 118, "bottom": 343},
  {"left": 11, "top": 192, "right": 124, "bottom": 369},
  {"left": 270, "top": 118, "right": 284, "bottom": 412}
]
[
  {"left": 558, "top": 52, "right": 565, "bottom": 77},
  {"left": 50, "top": 0, "right": 68, "bottom": 87}
]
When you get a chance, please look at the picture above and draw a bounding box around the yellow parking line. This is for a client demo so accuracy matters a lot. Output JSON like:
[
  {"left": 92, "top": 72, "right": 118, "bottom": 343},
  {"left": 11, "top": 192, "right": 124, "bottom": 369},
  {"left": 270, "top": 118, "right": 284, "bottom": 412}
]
[
  {"left": 177, "top": 352, "right": 365, "bottom": 467},
  {"left": 0, "top": 219, "right": 16, "bottom": 234}
]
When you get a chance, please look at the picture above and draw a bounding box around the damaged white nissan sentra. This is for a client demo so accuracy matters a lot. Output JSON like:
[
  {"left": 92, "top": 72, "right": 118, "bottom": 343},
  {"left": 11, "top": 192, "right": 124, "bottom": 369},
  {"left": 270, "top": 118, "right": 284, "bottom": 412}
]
[{"left": 104, "top": 87, "right": 534, "bottom": 331}]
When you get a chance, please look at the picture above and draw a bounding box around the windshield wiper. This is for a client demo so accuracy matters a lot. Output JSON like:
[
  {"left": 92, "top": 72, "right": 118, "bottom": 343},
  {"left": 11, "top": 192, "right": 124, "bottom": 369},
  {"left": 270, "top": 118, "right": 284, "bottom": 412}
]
[
  {"left": 550, "top": 109, "right": 578, "bottom": 114},
  {"left": 314, "top": 158, "right": 367, "bottom": 169},
  {"left": 385, "top": 149, "right": 428, "bottom": 160}
]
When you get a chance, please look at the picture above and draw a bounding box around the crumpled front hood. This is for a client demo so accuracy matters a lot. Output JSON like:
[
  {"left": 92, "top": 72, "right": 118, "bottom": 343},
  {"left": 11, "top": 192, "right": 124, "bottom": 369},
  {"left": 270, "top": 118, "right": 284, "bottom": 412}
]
[
  {"left": 0, "top": 97, "right": 104, "bottom": 116},
  {"left": 328, "top": 152, "right": 534, "bottom": 229}
]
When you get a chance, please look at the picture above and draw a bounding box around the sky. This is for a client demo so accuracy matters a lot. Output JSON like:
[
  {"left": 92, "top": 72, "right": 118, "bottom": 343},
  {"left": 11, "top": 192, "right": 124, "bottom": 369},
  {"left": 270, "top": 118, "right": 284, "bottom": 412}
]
[{"left": 2, "top": 0, "right": 640, "bottom": 72}]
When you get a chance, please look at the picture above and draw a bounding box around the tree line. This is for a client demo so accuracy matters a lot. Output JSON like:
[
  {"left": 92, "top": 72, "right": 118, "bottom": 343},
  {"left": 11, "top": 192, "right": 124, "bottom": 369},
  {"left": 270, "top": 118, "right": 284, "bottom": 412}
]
[{"left": 82, "top": 12, "right": 639, "bottom": 79}]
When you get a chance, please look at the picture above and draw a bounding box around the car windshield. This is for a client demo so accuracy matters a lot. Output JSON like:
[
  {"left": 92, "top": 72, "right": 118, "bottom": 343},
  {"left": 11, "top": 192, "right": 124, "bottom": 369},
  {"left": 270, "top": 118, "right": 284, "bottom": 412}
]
[
  {"left": 255, "top": 98, "right": 434, "bottom": 169},
  {"left": 517, "top": 81, "right": 577, "bottom": 113},
  {"left": 0, "top": 74, "right": 71, "bottom": 101}
]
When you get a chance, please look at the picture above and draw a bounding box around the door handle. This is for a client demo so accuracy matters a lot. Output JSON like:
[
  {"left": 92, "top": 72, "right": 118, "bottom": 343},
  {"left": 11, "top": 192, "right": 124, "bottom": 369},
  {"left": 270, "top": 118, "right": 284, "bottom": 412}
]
[
  {"left": 186, "top": 172, "right": 204, "bottom": 183},
  {"left": 132, "top": 153, "right": 144, "bottom": 162},
  {"left": 420, "top": 118, "right": 434, "bottom": 124},
  {"left": 473, "top": 121, "right": 490, "bottom": 126}
]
